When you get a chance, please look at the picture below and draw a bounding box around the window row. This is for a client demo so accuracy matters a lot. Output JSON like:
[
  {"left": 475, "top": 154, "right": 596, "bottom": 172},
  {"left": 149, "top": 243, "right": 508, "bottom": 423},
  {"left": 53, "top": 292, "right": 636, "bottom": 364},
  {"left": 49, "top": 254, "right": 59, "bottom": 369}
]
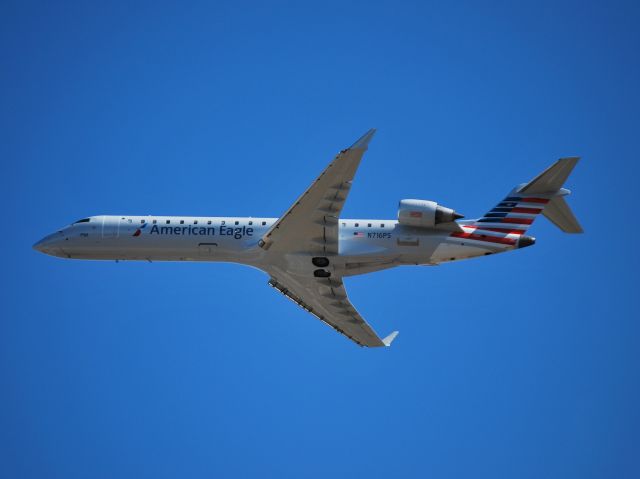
[
  {"left": 343, "top": 222, "right": 387, "bottom": 228},
  {"left": 123, "top": 218, "right": 269, "bottom": 226}
]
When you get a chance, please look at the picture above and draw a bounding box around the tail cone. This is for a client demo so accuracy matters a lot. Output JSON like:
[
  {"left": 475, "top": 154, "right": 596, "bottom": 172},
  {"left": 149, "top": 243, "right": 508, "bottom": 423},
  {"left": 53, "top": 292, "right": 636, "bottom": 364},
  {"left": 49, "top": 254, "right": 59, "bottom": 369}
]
[{"left": 517, "top": 235, "right": 536, "bottom": 248}]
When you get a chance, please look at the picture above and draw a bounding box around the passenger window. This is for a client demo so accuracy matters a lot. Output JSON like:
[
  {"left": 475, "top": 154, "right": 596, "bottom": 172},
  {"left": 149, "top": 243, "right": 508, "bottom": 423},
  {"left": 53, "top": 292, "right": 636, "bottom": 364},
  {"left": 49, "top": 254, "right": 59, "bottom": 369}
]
[
  {"left": 235, "top": 221, "right": 239, "bottom": 225},
  {"left": 368, "top": 223, "right": 372, "bottom": 227},
  {"left": 194, "top": 220, "right": 198, "bottom": 224},
  {"left": 153, "top": 220, "right": 157, "bottom": 224},
  {"left": 127, "top": 219, "right": 132, "bottom": 223},
  {"left": 207, "top": 220, "right": 212, "bottom": 225},
  {"left": 381, "top": 223, "right": 385, "bottom": 228},
  {"left": 166, "top": 220, "right": 170, "bottom": 224},
  {"left": 355, "top": 223, "right": 359, "bottom": 227},
  {"left": 262, "top": 221, "right": 266, "bottom": 226},
  {"left": 248, "top": 221, "right": 253, "bottom": 225},
  {"left": 180, "top": 220, "right": 184, "bottom": 225},
  {"left": 141, "top": 220, "right": 145, "bottom": 224}
]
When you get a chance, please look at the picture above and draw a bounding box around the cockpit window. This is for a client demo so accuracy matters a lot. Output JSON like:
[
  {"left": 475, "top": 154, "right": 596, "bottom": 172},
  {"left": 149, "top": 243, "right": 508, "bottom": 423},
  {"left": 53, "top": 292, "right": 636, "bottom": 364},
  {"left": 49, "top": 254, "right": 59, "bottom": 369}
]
[{"left": 74, "top": 218, "right": 90, "bottom": 224}]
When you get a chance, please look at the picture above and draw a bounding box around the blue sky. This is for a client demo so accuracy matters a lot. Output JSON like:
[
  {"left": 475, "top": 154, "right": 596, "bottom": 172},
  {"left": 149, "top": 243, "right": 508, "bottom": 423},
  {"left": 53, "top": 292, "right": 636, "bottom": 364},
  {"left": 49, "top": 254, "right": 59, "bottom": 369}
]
[{"left": 2, "top": 1, "right": 639, "bottom": 477}]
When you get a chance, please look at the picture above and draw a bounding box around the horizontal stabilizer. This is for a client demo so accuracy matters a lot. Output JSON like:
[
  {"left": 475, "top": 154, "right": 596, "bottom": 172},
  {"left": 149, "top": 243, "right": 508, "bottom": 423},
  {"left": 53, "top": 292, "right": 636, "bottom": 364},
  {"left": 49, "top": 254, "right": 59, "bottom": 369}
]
[
  {"left": 520, "top": 157, "right": 580, "bottom": 194},
  {"left": 542, "top": 196, "right": 583, "bottom": 233},
  {"left": 382, "top": 331, "right": 399, "bottom": 347}
]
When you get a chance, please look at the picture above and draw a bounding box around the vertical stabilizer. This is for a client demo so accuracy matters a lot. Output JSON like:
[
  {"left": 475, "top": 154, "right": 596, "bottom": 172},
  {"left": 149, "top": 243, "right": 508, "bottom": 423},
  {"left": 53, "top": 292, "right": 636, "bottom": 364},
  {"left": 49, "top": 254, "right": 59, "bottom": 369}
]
[{"left": 467, "top": 157, "right": 583, "bottom": 238}]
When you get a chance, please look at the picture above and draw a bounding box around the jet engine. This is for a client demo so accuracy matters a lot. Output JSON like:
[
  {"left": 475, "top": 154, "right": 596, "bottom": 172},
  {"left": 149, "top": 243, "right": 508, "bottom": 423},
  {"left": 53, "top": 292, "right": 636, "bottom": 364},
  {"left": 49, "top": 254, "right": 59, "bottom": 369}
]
[{"left": 397, "top": 199, "right": 463, "bottom": 228}]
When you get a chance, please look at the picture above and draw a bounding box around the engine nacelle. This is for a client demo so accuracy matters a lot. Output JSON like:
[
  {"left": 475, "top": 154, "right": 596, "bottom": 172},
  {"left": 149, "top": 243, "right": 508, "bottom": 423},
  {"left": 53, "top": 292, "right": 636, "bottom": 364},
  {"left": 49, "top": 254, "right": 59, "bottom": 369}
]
[{"left": 397, "top": 199, "right": 463, "bottom": 228}]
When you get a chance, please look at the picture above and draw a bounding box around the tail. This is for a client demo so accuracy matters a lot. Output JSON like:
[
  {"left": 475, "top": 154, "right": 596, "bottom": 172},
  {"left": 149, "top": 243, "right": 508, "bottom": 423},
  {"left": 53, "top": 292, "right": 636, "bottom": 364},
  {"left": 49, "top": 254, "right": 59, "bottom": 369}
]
[
  {"left": 518, "top": 156, "right": 583, "bottom": 233},
  {"left": 460, "top": 157, "right": 583, "bottom": 247}
]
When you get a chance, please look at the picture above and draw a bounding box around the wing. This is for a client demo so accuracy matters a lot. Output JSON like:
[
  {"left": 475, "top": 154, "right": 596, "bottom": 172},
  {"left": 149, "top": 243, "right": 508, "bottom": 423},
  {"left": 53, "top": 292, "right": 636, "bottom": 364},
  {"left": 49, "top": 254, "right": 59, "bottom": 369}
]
[
  {"left": 267, "top": 268, "right": 398, "bottom": 348},
  {"left": 259, "top": 129, "right": 376, "bottom": 254}
]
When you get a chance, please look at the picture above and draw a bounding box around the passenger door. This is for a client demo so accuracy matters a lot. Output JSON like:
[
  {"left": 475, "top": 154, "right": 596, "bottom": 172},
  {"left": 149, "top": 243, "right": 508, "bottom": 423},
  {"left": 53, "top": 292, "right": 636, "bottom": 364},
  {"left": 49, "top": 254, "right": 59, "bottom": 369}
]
[{"left": 102, "top": 216, "right": 120, "bottom": 239}]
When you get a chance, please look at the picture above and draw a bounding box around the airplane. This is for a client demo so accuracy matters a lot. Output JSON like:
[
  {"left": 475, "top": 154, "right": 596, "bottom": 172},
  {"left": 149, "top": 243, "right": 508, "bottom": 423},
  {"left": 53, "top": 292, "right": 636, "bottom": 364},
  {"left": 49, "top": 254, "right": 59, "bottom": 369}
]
[{"left": 33, "top": 129, "right": 582, "bottom": 347}]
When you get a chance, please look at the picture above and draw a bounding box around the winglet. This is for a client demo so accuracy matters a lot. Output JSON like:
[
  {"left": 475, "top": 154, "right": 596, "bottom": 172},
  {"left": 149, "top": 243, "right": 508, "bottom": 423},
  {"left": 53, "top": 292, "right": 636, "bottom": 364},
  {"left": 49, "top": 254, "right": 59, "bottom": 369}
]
[
  {"left": 382, "top": 331, "right": 399, "bottom": 347},
  {"left": 350, "top": 128, "right": 377, "bottom": 150}
]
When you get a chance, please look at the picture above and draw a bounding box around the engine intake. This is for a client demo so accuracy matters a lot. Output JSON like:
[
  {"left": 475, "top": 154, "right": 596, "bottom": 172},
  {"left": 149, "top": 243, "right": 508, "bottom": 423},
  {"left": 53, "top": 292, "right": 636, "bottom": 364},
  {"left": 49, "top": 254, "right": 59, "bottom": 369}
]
[{"left": 397, "top": 199, "right": 463, "bottom": 228}]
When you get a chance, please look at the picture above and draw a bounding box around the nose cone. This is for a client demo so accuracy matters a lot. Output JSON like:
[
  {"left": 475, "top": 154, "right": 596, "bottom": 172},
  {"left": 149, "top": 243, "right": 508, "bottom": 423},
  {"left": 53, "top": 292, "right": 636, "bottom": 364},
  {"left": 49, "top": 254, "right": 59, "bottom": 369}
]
[
  {"left": 32, "top": 238, "right": 46, "bottom": 252},
  {"left": 33, "top": 232, "right": 65, "bottom": 256}
]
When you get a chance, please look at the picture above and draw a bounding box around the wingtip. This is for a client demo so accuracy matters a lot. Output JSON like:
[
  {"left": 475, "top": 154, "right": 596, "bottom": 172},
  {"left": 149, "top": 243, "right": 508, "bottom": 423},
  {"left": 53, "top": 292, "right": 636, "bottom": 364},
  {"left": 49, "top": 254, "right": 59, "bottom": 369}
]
[
  {"left": 557, "top": 156, "right": 581, "bottom": 167},
  {"left": 350, "top": 128, "right": 377, "bottom": 150},
  {"left": 382, "top": 330, "right": 399, "bottom": 347}
]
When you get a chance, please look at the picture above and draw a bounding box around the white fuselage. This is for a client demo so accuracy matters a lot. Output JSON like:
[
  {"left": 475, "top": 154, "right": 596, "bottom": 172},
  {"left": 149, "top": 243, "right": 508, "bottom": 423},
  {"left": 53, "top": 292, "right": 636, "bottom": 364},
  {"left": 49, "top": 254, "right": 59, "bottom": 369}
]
[
  {"left": 30, "top": 129, "right": 572, "bottom": 348},
  {"left": 34, "top": 215, "right": 521, "bottom": 276}
]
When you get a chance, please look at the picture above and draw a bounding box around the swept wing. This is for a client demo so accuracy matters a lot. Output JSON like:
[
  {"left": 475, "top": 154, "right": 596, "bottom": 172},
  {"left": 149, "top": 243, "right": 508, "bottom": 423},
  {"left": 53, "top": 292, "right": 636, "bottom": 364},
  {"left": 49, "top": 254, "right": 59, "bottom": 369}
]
[{"left": 261, "top": 130, "right": 398, "bottom": 347}]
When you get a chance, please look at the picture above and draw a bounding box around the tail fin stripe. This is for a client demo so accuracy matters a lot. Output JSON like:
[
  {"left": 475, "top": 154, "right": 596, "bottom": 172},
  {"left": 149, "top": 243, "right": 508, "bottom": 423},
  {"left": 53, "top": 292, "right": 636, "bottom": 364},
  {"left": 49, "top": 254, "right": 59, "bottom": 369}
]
[
  {"left": 477, "top": 218, "right": 504, "bottom": 223},
  {"left": 512, "top": 207, "right": 543, "bottom": 214},
  {"left": 451, "top": 231, "right": 517, "bottom": 246},
  {"left": 481, "top": 215, "right": 537, "bottom": 221},
  {"left": 460, "top": 226, "right": 524, "bottom": 238},
  {"left": 518, "top": 197, "right": 550, "bottom": 204},
  {"left": 470, "top": 157, "right": 581, "bottom": 236},
  {"left": 503, "top": 196, "right": 550, "bottom": 204},
  {"left": 491, "top": 207, "right": 514, "bottom": 213},
  {"left": 474, "top": 227, "right": 526, "bottom": 235},
  {"left": 477, "top": 217, "right": 533, "bottom": 225},
  {"left": 489, "top": 206, "right": 543, "bottom": 215},
  {"left": 504, "top": 212, "right": 538, "bottom": 219},
  {"left": 501, "top": 218, "right": 534, "bottom": 225}
]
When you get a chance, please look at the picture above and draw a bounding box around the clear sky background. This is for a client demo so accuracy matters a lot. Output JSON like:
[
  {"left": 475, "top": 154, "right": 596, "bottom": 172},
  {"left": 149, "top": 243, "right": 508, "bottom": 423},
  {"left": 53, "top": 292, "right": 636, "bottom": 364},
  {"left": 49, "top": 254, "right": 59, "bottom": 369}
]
[{"left": 2, "top": 1, "right": 639, "bottom": 477}]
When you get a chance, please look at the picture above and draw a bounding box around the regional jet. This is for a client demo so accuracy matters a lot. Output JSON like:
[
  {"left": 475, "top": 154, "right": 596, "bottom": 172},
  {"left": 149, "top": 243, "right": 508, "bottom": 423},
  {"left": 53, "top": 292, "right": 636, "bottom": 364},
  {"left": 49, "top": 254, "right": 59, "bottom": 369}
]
[{"left": 34, "top": 130, "right": 582, "bottom": 347}]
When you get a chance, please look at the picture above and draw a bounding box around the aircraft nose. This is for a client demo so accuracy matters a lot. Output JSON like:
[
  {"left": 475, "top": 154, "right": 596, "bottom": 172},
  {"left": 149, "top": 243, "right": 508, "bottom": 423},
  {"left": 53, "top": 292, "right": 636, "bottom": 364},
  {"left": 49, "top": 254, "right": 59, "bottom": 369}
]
[
  {"left": 33, "top": 232, "right": 65, "bottom": 255},
  {"left": 32, "top": 238, "right": 46, "bottom": 252}
]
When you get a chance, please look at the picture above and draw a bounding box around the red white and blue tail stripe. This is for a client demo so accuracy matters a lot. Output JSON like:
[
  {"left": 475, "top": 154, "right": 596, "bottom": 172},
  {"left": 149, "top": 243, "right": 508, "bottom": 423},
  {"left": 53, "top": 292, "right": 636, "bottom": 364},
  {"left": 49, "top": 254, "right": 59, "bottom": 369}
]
[
  {"left": 473, "top": 194, "right": 550, "bottom": 232},
  {"left": 449, "top": 157, "right": 582, "bottom": 247},
  {"left": 450, "top": 193, "right": 550, "bottom": 247}
]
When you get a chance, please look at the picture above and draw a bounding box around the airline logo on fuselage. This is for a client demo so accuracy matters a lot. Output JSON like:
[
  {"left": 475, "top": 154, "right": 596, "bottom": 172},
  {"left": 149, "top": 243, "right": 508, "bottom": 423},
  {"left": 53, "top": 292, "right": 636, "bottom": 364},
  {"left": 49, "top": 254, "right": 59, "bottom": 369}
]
[
  {"left": 146, "top": 224, "right": 254, "bottom": 240},
  {"left": 132, "top": 223, "right": 148, "bottom": 236}
]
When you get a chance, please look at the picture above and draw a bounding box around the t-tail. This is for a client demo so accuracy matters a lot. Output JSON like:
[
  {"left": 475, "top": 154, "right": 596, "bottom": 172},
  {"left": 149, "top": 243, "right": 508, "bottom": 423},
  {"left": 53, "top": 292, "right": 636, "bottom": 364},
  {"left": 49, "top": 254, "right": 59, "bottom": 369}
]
[{"left": 461, "top": 157, "right": 583, "bottom": 248}]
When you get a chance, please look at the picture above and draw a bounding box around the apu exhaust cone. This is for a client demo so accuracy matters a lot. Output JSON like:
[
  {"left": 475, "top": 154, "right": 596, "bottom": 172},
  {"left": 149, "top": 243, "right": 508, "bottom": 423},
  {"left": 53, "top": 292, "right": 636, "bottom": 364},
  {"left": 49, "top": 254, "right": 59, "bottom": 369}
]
[{"left": 517, "top": 235, "right": 536, "bottom": 248}]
